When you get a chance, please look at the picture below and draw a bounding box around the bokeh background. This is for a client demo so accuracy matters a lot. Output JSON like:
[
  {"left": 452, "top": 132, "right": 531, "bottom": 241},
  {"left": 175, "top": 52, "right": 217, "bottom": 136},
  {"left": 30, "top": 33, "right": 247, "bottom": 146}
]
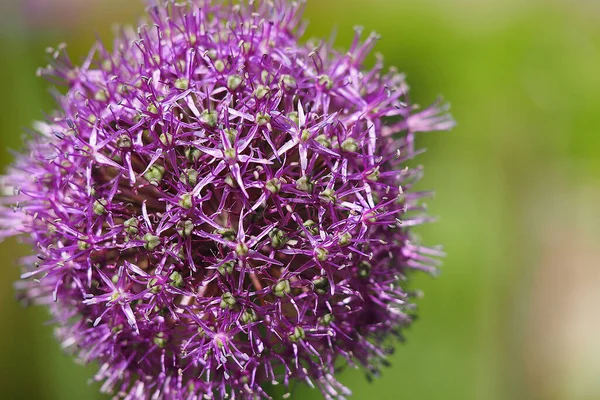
[{"left": 1, "top": 0, "right": 599, "bottom": 399}]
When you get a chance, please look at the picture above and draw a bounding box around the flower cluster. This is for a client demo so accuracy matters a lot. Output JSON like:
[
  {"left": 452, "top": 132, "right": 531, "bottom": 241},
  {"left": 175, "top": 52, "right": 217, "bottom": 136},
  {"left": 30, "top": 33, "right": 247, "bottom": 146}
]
[{"left": 0, "top": 1, "right": 454, "bottom": 399}]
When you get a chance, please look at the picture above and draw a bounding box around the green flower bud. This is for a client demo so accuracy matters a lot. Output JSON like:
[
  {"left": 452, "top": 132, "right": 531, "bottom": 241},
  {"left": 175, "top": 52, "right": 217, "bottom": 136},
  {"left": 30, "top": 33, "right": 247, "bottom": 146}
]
[
  {"left": 185, "top": 147, "right": 201, "bottom": 162},
  {"left": 318, "top": 74, "right": 333, "bottom": 90},
  {"left": 272, "top": 279, "right": 291, "bottom": 297},
  {"left": 315, "top": 247, "right": 329, "bottom": 262},
  {"left": 220, "top": 292, "right": 237, "bottom": 309},
  {"left": 341, "top": 138, "right": 358, "bottom": 152},
  {"left": 227, "top": 74, "right": 243, "bottom": 91},
  {"left": 174, "top": 78, "right": 189, "bottom": 90},
  {"left": 200, "top": 110, "right": 218, "bottom": 127},
  {"left": 319, "top": 188, "right": 337, "bottom": 204},
  {"left": 178, "top": 193, "right": 193, "bottom": 209},
  {"left": 289, "top": 326, "right": 305, "bottom": 342},
  {"left": 154, "top": 332, "right": 167, "bottom": 348},
  {"left": 269, "top": 228, "right": 287, "bottom": 249},
  {"left": 143, "top": 233, "right": 160, "bottom": 251},
  {"left": 180, "top": 168, "right": 198, "bottom": 186},
  {"left": 295, "top": 176, "right": 313, "bottom": 193},
  {"left": 313, "top": 276, "right": 329, "bottom": 295},
  {"left": 254, "top": 85, "right": 270, "bottom": 99},
  {"left": 169, "top": 271, "right": 185, "bottom": 288},
  {"left": 256, "top": 112, "right": 271, "bottom": 126},
  {"left": 265, "top": 178, "right": 282, "bottom": 194},
  {"left": 216, "top": 228, "right": 236, "bottom": 242},
  {"left": 144, "top": 165, "right": 165, "bottom": 185},
  {"left": 117, "top": 134, "right": 132, "bottom": 149},
  {"left": 176, "top": 219, "right": 194, "bottom": 237},
  {"left": 358, "top": 261, "right": 372, "bottom": 279},
  {"left": 302, "top": 219, "right": 319, "bottom": 236},
  {"left": 338, "top": 232, "right": 352, "bottom": 247},
  {"left": 280, "top": 74, "right": 296, "bottom": 90},
  {"left": 147, "top": 278, "right": 161, "bottom": 294},
  {"left": 93, "top": 199, "right": 108, "bottom": 215},
  {"left": 217, "top": 260, "right": 235, "bottom": 275},
  {"left": 124, "top": 218, "right": 139, "bottom": 235},
  {"left": 241, "top": 308, "right": 257, "bottom": 324},
  {"left": 235, "top": 242, "right": 249, "bottom": 256}
]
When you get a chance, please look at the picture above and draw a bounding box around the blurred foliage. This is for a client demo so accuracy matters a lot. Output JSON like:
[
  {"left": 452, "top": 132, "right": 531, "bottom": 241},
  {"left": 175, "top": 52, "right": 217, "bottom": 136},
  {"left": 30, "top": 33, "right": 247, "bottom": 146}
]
[{"left": 1, "top": 0, "right": 599, "bottom": 399}]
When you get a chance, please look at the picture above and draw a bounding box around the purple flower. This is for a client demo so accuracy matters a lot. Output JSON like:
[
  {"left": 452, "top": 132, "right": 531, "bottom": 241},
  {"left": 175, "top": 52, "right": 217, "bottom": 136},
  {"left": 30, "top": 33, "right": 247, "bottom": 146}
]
[{"left": 1, "top": 1, "right": 454, "bottom": 398}]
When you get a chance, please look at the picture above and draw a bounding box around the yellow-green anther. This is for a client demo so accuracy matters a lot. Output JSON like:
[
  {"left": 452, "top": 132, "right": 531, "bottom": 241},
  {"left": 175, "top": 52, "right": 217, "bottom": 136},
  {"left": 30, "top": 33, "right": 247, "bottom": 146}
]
[
  {"left": 174, "top": 78, "right": 189, "bottom": 90},
  {"left": 235, "top": 242, "right": 249, "bottom": 256},
  {"left": 227, "top": 74, "right": 243, "bottom": 91},
  {"left": 289, "top": 326, "right": 305, "bottom": 342},
  {"left": 265, "top": 178, "right": 282, "bottom": 194},
  {"left": 200, "top": 110, "right": 218, "bottom": 127},
  {"left": 117, "top": 134, "right": 132, "bottom": 149},
  {"left": 169, "top": 271, "right": 184, "bottom": 288},
  {"left": 179, "top": 193, "right": 193, "bottom": 209},
  {"left": 341, "top": 138, "right": 358, "bottom": 152},
  {"left": 185, "top": 147, "right": 201, "bottom": 162},
  {"left": 180, "top": 168, "right": 198, "bottom": 186},
  {"left": 287, "top": 111, "right": 299, "bottom": 126},
  {"left": 301, "top": 129, "right": 311, "bottom": 142},
  {"left": 313, "top": 276, "right": 329, "bottom": 295},
  {"left": 143, "top": 233, "right": 160, "bottom": 251},
  {"left": 319, "top": 188, "right": 337, "bottom": 204},
  {"left": 93, "top": 199, "right": 107, "bottom": 215},
  {"left": 269, "top": 228, "right": 287, "bottom": 249},
  {"left": 144, "top": 165, "right": 165, "bottom": 185},
  {"left": 295, "top": 176, "right": 313, "bottom": 193},
  {"left": 147, "top": 278, "right": 161, "bottom": 294},
  {"left": 338, "top": 232, "right": 352, "bottom": 247},
  {"left": 77, "top": 240, "right": 90, "bottom": 251},
  {"left": 280, "top": 74, "right": 296, "bottom": 90},
  {"left": 214, "top": 59, "right": 225, "bottom": 72},
  {"left": 176, "top": 219, "right": 194, "bottom": 237},
  {"left": 220, "top": 292, "right": 237, "bottom": 309},
  {"left": 256, "top": 112, "right": 271, "bottom": 126},
  {"left": 241, "top": 308, "right": 257, "bottom": 324},
  {"left": 153, "top": 332, "right": 167, "bottom": 348},
  {"left": 254, "top": 85, "right": 270, "bottom": 99},
  {"left": 217, "top": 260, "right": 235, "bottom": 275},
  {"left": 315, "top": 247, "right": 329, "bottom": 262},
  {"left": 367, "top": 167, "right": 380, "bottom": 182},
  {"left": 358, "top": 261, "right": 372, "bottom": 278},
  {"left": 124, "top": 218, "right": 139, "bottom": 235},
  {"left": 159, "top": 132, "right": 173, "bottom": 146},
  {"left": 273, "top": 279, "right": 291, "bottom": 297},
  {"left": 315, "top": 134, "right": 330, "bottom": 148}
]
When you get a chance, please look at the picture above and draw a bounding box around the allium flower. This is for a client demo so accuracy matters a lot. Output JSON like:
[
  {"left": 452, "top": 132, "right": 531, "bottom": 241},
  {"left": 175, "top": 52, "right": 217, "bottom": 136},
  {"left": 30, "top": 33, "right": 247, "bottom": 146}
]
[{"left": 1, "top": 1, "right": 454, "bottom": 399}]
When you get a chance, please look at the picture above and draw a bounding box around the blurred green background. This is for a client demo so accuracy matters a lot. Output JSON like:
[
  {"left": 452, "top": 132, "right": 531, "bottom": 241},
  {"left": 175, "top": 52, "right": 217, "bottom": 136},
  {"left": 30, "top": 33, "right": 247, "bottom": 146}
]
[{"left": 1, "top": 0, "right": 599, "bottom": 399}]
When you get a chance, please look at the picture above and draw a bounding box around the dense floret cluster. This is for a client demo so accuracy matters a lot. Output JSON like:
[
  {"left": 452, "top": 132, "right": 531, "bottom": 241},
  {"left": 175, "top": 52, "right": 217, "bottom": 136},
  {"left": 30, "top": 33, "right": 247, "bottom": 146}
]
[{"left": 0, "top": 1, "right": 453, "bottom": 399}]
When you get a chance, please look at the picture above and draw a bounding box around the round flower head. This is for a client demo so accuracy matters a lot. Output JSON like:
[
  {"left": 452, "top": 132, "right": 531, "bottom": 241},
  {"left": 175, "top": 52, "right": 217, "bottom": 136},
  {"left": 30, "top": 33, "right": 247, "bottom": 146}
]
[{"left": 1, "top": 1, "right": 454, "bottom": 399}]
